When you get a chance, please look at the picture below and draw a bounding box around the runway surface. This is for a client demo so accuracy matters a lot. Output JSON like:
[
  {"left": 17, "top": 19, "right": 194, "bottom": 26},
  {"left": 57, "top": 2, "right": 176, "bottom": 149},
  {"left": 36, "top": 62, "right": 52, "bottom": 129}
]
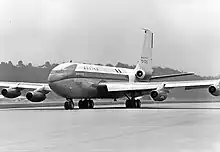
[{"left": 1, "top": 102, "right": 220, "bottom": 152}]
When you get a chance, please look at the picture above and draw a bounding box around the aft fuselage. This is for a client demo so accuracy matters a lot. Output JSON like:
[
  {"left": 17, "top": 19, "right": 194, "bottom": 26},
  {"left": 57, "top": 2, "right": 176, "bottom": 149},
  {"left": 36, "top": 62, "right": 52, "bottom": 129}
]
[{"left": 48, "top": 62, "right": 137, "bottom": 99}]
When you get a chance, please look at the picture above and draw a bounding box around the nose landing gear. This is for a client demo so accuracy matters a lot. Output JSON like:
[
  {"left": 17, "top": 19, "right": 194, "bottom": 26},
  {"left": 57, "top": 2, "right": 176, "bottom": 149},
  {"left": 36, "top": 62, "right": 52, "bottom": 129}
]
[{"left": 63, "top": 98, "right": 95, "bottom": 110}]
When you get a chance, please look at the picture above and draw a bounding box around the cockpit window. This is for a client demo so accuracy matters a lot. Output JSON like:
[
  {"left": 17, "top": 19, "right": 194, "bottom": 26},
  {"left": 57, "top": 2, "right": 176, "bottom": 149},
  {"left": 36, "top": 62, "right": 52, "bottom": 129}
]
[
  {"left": 64, "top": 64, "right": 77, "bottom": 70},
  {"left": 50, "top": 70, "right": 65, "bottom": 74},
  {"left": 50, "top": 63, "right": 77, "bottom": 74},
  {"left": 52, "top": 63, "right": 74, "bottom": 71}
]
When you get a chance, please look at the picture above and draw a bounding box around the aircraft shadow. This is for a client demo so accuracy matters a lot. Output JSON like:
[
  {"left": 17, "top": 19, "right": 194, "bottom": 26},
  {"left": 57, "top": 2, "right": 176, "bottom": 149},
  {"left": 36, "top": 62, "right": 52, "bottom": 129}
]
[
  {"left": 93, "top": 107, "right": 220, "bottom": 110},
  {"left": 5, "top": 106, "right": 220, "bottom": 111}
]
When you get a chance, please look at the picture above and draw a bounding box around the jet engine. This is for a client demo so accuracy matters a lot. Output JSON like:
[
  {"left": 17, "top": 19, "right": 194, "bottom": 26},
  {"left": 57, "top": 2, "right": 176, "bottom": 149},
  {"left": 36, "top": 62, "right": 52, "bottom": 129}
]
[
  {"left": 150, "top": 90, "right": 168, "bottom": 101},
  {"left": 208, "top": 85, "right": 220, "bottom": 96},
  {"left": 26, "top": 91, "right": 46, "bottom": 102},
  {"left": 135, "top": 69, "right": 145, "bottom": 79},
  {"left": 1, "top": 88, "right": 21, "bottom": 98}
]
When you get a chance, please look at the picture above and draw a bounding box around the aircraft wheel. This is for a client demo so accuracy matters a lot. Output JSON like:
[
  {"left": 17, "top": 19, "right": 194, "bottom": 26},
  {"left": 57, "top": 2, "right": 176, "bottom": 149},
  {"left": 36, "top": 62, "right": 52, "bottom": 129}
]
[
  {"left": 68, "top": 101, "right": 74, "bottom": 110},
  {"left": 83, "top": 100, "right": 89, "bottom": 109},
  {"left": 78, "top": 100, "right": 84, "bottom": 109},
  {"left": 125, "top": 100, "right": 132, "bottom": 108},
  {"left": 78, "top": 99, "right": 94, "bottom": 109},
  {"left": 131, "top": 100, "right": 136, "bottom": 108},
  {"left": 135, "top": 99, "right": 141, "bottom": 108},
  {"left": 64, "top": 101, "right": 69, "bottom": 110},
  {"left": 126, "top": 99, "right": 141, "bottom": 108},
  {"left": 88, "top": 100, "right": 94, "bottom": 109},
  {"left": 125, "top": 100, "right": 129, "bottom": 108}
]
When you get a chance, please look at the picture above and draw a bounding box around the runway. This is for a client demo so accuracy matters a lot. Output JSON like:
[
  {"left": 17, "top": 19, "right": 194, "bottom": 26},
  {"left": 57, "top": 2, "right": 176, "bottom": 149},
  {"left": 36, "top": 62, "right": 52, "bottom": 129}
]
[{"left": 0, "top": 101, "right": 220, "bottom": 152}]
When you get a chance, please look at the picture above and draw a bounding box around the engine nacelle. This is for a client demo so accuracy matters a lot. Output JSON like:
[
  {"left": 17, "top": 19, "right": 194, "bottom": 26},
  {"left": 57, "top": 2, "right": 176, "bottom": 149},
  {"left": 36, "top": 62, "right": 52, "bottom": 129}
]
[
  {"left": 26, "top": 91, "right": 46, "bottom": 102},
  {"left": 1, "top": 88, "right": 21, "bottom": 98},
  {"left": 135, "top": 69, "right": 146, "bottom": 79},
  {"left": 150, "top": 90, "right": 168, "bottom": 101},
  {"left": 208, "top": 85, "right": 220, "bottom": 96}
]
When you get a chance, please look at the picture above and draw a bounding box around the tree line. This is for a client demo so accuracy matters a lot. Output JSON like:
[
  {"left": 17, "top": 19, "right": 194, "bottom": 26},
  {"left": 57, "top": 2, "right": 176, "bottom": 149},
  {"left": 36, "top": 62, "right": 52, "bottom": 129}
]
[
  {"left": 0, "top": 60, "right": 203, "bottom": 82},
  {"left": 0, "top": 60, "right": 217, "bottom": 100}
]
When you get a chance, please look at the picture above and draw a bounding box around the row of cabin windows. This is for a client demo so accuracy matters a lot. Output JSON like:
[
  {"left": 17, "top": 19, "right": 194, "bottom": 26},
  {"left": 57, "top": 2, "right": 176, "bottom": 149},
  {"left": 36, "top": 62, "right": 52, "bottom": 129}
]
[{"left": 115, "top": 69, "right": 122, "bottom": 73}]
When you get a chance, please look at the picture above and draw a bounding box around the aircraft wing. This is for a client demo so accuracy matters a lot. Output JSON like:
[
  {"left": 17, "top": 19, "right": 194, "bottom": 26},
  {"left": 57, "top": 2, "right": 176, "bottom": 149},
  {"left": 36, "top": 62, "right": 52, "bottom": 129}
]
[
  {"left": 0, "top": 81, "right": 51, "bottom": 91},
  {"left": 100, "top": 80, "right": 219, "bottom": 92}
]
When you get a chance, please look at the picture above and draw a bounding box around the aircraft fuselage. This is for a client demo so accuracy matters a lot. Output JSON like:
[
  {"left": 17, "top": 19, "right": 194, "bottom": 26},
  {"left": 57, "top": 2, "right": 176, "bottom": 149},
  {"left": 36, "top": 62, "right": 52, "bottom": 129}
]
[{"left": 48, "top": 62, "right": 138, "bottom": 99}]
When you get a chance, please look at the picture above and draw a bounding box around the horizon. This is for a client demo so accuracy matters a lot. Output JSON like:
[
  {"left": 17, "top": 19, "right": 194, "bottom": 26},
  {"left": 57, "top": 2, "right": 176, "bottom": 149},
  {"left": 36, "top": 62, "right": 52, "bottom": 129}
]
[{"left": 0, "top": 60, "right": 217, "bottom": 78}]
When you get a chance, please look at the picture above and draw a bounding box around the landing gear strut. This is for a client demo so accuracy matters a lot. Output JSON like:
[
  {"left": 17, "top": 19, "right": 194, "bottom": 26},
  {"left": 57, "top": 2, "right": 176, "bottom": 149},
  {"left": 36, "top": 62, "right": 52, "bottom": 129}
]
[
  {"left": 78, "top": 99, "right": 94, "bottom": 109},
  {"left": 64, "top": 98, "right": 74, "bottom": 110},
  {"left": 125, "top": 93, "right": 141, "bottom": 108}
]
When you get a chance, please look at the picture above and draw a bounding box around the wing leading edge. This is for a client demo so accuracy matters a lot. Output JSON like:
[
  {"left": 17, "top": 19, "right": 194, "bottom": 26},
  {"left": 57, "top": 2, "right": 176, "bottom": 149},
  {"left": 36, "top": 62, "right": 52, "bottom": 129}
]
[
  {"left": 100, "top": 79, "right": 220, "bottom": 92},
  {"left": 0, "top": 81, "right": 51, "bottom": 91}
]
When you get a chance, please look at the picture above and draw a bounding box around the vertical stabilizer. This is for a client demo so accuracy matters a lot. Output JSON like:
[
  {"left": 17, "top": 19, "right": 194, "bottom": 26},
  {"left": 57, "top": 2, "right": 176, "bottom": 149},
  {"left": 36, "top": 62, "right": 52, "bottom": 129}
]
[{"left": 135, "top": 29, "right": 154, "bottom": 81}]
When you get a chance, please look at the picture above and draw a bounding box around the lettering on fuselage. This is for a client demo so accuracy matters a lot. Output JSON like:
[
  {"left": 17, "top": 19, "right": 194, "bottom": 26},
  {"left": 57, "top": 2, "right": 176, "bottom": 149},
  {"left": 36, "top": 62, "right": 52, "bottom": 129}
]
[
  {"left": 84, "top": 66, "right": 99, "bottom": 71},
  {"left": 140, "top": 57, "right": 150, "bottom": 64}
]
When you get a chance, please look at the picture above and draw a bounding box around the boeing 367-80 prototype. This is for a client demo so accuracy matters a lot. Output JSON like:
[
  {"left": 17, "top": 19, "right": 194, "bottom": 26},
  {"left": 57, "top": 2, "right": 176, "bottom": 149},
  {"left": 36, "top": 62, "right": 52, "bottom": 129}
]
[{"left": 0, "top": 29, "right": 219, "bottom": 110}]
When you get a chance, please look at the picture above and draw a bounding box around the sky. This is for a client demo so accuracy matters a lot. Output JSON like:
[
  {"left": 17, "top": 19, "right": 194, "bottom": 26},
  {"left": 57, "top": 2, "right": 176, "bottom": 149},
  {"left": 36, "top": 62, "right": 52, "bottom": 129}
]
[{"left": 0, "top": 0, "right": 220, "bottom": 76}]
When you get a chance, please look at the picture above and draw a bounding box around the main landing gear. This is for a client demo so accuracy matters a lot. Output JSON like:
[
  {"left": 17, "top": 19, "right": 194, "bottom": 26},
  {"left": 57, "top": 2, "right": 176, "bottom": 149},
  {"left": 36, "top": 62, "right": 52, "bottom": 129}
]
[
  {"left": 124, "top": 93, "right": 141, "bottom": 108},
  {"left": 125, "top": 99, "right": 141, "bottom": 108},
  {"left": 64, "top": 98, "right": 74, "bottom": 110},
  {"left": 78, "top": 99, "right": 94, "bottom": 109},
  {"left": 64, "top": 98, "right": 94, "bottom": 110}
]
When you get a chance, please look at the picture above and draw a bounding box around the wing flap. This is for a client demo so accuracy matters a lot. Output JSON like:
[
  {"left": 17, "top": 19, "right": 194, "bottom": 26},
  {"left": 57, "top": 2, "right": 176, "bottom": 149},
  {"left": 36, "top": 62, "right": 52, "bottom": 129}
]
[{"left": 101, "top": 82, "right": 158, "bottom": 92}]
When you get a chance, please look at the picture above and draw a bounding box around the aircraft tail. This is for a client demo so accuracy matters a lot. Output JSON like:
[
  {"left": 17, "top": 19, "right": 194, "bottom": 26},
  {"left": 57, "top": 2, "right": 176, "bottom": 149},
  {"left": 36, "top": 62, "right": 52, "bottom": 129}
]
[{"left": 135, "top": 29, "right": 154, "bottom": 81}]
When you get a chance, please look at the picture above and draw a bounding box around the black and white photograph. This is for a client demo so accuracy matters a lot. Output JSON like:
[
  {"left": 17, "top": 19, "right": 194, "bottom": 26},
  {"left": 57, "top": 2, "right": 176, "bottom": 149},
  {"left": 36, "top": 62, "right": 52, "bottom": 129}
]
[{"left": 0, "top": 0, "right": 220, "bottom": 151}]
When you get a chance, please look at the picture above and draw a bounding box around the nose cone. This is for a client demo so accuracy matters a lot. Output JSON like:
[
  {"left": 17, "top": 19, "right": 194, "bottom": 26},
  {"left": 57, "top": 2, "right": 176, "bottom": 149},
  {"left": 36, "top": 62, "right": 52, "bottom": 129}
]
[
  {"left": 47, "top": 69, "right": 68, "bottom": 98},
  {"left": 48, "top": 78, "right": 66, "bottom": 97},
  {"left": 48, "top": 73, "right": 64, "bottom": 83}
]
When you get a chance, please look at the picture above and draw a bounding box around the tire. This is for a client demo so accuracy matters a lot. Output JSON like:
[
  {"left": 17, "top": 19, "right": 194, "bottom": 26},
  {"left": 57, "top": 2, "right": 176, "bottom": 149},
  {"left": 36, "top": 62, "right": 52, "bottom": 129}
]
[
  {"left": 129, "top": 99, "right": 136, "bottom": 108},
  {"left": 78, "top": 100, "right": 83, "bottom": 109},
  {"left": 88, "top": 100, "right": 94, "bottom": 109},
  {"left": 136, "top": 99, "right": 141, "bottom": 108},
  {"left": 69, "top": 101, "right": 74, "bottom": 110},
  {"left": 126, "top": 100, "right": 131, "bottom": 108},
  {"left": 84, "top": 100, "right": 89, "bottom": 109},
  {"left": 64, "top": 102, "right": 69, "bottom": 110}
]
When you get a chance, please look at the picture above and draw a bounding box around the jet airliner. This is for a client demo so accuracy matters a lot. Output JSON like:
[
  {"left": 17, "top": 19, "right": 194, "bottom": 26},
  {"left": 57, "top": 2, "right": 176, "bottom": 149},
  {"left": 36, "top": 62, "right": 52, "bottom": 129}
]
[{"left": 0, "top": 29, "right": 220, "bottom": 110}]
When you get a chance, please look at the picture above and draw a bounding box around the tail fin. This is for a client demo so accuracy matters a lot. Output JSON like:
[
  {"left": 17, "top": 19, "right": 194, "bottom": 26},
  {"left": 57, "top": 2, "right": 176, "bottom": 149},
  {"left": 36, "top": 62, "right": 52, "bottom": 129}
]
[{"left": 135, "top": 29, "right": 154, "bottom": 81}]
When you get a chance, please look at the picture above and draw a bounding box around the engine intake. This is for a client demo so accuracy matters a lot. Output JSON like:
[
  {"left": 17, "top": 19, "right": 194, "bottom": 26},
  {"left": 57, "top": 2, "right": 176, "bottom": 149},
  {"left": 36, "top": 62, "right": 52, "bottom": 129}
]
[
  {"left": 26, "top": 91, "right": 46, "bottom": 102},
  {"left": 1, "top": 88, "right": 21, "bottom": 98},
  {"left": 150, "top": 90, "right": 168, "bottom": 101},
  {"left": 208, "top": 85, "right": 220, "bottom": 96},
  {"left": 135, "top": 69, "right": 146, "bottom": 79}
]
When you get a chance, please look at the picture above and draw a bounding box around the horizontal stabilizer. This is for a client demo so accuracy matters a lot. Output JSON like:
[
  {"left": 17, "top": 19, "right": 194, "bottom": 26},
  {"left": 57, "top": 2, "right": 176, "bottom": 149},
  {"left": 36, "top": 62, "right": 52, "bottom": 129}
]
[{"left": 150, "top": 72, "right": 194, "bottom": 80}]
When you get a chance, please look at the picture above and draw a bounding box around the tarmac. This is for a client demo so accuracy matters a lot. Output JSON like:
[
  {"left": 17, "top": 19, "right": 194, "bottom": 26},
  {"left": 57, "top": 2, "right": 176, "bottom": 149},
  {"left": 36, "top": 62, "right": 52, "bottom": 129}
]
[{"left": 0, "top": 101, "right": 220, "bottom": 152}]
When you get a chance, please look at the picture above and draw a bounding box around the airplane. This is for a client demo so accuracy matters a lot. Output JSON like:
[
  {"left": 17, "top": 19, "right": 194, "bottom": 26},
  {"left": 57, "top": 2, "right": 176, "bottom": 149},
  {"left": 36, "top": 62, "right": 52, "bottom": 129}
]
[{"left": 0, "top": 29, "right": 219, "bottom": 110}]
